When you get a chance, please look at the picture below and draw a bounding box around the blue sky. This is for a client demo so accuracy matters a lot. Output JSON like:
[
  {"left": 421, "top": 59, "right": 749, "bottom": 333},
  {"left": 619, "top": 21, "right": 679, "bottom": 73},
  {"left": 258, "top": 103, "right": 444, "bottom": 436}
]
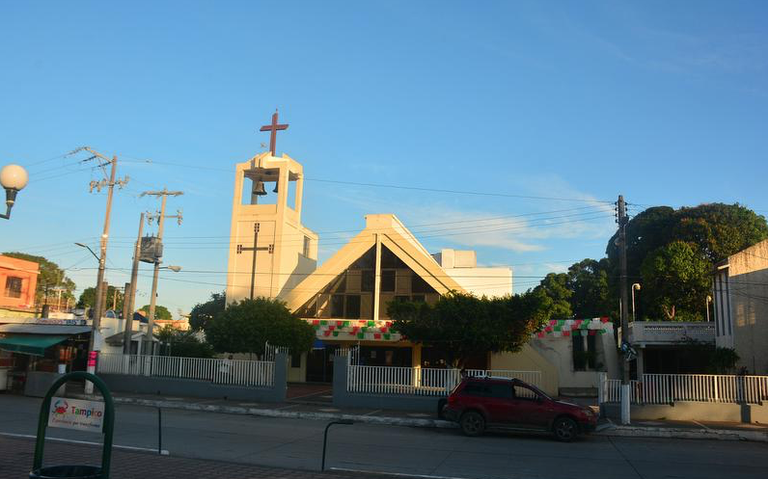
[{"left": 2, "top": 1, "right": 766, "bottom": 316}]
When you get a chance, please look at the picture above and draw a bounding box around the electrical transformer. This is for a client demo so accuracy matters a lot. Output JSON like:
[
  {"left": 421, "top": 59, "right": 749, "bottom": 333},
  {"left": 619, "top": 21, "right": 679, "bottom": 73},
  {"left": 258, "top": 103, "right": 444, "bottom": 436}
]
[{"left": 139, "top": 236, "right": 163, "bottom": 263}]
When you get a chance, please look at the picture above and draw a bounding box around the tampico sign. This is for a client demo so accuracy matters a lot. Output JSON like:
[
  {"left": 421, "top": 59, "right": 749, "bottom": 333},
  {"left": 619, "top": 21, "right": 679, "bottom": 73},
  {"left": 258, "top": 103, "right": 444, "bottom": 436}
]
[{"left": 47, "top": 397, "right": 105, "bottom": 432}]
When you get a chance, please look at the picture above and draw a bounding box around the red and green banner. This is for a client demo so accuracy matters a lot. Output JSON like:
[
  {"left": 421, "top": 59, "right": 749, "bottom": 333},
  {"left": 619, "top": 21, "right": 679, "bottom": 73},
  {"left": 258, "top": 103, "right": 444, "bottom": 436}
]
[{"left": 536, "top": 317, "right": 611, "bottom": 339}]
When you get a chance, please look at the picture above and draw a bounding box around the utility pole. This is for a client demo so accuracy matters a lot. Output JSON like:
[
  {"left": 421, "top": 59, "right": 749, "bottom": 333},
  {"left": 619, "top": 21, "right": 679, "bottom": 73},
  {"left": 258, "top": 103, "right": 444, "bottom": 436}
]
[
  {"left": 111, "top": 286, "right": 123, "bottom": 311},
  {"left": 617, "top": 195, "right": 631, "bottom": 425},
  {"left": 123, "top": 212, "right": 145, "bottom": 354},
  {"left": 70, "top": 147, "right": 128, "bottom": 394},
  {"left": 142, "top": 189, "right": 183, "bottom": 354}
]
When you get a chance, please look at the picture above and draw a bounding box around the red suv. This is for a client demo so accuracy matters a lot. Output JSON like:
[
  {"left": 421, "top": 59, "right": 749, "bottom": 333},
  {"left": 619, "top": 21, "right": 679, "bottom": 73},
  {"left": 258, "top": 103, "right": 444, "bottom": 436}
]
[{"left": 442, "top": 377, "right": 597, "bottom": 441}]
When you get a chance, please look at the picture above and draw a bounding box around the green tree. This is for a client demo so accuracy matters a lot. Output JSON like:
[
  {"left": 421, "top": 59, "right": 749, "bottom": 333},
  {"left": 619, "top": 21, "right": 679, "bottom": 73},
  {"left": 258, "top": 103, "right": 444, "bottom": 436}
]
[
  {"left": 204, "top": 297, "right": 315, "bottom": 357},
  {"left": 607, "top": 203, "right": 768, "bottom": 280},
  {"left": 189, "top": 291, "right": 226, "bottom": 331},
  {"left": 2, "top": 252, "right": 77, "bottom": 305},
  {"left": 388, "top": 291, "right": 552, "bottom": 368},
  {"left": 640, "top": 241, "right": 711, "bottom": 321},
  {"left": 77, "top": 285, "right": 124, "bottom": 311},
  {"left": 673, "top": 203, "right": 768, "bottom": 262},
  {"left": 567, "top": 258, "right": 611, "bottom": 318},
  {"left": 155, "top": 325, "right": 215, "bottom": 358},
  {"left": 533, "top": 273, "right": 573, "bottom": 319},
  {"left": 602, "top": 203, "right": 768, "bottom": 321},
  {"left": 139, "top": 304, "right": 173, "bottom": 320}
]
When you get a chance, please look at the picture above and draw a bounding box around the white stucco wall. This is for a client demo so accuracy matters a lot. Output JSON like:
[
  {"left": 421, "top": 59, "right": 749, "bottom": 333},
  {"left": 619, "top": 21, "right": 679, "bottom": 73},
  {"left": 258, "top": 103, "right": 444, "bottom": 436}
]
[{"left": 432, "top": 249, "right": 513, "bottom": 297}]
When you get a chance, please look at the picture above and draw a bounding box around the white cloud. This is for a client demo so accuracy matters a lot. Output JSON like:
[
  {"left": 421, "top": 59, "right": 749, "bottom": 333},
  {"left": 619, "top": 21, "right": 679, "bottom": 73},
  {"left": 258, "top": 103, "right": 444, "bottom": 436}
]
[
  {"left": 316, "top": 175, "right": 616, "bottom": 254},
  {"left": 543, "top": 262, "right": 569, "bottom": 273}
]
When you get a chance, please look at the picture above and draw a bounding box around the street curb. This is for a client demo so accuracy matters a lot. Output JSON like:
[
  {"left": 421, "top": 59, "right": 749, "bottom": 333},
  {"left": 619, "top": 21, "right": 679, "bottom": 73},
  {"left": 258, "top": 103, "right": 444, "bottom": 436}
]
[
  {"left": 71, "top": 394, "right": 768, "bottom": 442},
  {"left": 70, "top": 394, "right": 459, "bottom": 429},
  {"left": 595, "top": 424, "right": 768, "bottom": 443}
]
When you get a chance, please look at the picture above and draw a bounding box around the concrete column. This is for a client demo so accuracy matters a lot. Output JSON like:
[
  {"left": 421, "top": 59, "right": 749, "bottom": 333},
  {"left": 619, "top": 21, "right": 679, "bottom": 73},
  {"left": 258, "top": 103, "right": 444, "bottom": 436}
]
[
  {"left": 273, "top": 352, "right": 289, "bottom": 402},
  {"left": 412, "top": 344, "right": 422, "bottom": 368},
  {"left": 332, "top": 355, "right": 350, "bottom": 408},
  {"left": 372, "top": 234, "right": 382, "bottom": 321}
]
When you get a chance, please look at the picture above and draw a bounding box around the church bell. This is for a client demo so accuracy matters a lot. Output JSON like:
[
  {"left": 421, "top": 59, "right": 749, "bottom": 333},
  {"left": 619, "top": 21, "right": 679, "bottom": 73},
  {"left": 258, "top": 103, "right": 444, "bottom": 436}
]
[
  {"left": 272, "top": 181, "right": 279, "bottom": 194},
  {"left": 252, "top": 180, "right": 267, "bottom": 196}
]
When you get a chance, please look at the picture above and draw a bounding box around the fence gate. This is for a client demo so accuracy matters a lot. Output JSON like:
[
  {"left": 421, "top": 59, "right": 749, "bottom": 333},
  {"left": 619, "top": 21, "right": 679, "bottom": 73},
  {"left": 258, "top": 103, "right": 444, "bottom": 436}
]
[
  {"left": 264, "top": 342, "right": 289, "bottom": 362},
  {"left": 336, "top": 345, "right": 360, "bottom": 366}
]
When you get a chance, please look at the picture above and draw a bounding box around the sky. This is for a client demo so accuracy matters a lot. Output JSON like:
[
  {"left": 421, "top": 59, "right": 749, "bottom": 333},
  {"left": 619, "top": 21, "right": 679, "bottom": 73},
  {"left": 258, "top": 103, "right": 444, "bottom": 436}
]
[{"left": 1, "top": 1, "right": 766, "bottom": 317}]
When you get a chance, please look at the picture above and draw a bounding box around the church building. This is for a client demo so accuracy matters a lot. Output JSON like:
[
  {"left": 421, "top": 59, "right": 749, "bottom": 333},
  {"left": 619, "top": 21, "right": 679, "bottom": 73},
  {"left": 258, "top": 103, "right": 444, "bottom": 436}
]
[{"left": 225, "top": 116, "right": 617, "bottom": 393}]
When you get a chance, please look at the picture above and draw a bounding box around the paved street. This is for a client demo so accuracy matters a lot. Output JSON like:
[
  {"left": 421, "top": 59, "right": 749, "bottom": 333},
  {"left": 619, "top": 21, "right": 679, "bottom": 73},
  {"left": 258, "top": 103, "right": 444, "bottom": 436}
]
[{"left": 2, "top": 394, "right": 767, "bottom": 479}]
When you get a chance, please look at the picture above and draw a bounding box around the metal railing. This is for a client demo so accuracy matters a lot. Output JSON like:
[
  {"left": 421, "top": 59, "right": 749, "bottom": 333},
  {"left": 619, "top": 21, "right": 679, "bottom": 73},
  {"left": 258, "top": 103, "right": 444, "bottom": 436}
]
[
  {"left": 347, "top": 363, "right": 542, "bottom": 397},
  {"left": 98, "top": 353, "right": 275, "bottom": 387},
  {"left": 598, "top": 372, "right": 768, "bottom": 405}
]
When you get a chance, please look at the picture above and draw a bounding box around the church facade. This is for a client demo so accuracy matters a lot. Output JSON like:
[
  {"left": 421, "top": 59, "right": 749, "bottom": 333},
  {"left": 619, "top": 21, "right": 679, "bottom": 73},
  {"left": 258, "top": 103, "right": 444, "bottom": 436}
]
[{"left": 226, "top": 146, "right": 617, "bottom": 393}]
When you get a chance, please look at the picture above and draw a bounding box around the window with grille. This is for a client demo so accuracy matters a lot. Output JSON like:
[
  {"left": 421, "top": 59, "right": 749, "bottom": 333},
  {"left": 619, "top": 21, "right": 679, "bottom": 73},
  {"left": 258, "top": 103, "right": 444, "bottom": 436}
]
[{"left": 4, "top": 277, "right": 22, "bottom": 299}]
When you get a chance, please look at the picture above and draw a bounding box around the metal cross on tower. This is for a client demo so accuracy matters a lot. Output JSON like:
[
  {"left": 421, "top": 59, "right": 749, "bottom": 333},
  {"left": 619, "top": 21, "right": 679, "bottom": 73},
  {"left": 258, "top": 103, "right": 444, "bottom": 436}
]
[
  {"left": 237, "top": 222, "right": 274, "bottom": 300},
  {"left": 259, "top": 110, "right": 289, "bottom": 156}
]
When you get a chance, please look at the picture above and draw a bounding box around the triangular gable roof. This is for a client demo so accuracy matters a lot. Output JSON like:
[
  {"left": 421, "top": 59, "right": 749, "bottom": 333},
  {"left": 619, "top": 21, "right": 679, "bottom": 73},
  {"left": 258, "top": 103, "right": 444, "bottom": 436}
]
[{"left": 283, "top": 214, "right": 465, "bottom": 312}]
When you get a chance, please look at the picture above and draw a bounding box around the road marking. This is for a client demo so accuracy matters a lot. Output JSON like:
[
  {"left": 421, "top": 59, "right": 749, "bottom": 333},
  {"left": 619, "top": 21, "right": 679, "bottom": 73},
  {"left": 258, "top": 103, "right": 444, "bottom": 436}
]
[
  {"left": 331, "top": 467, "right": 466, "bottom": 479},
  {"left": 0, "top": 432, "right": 170, "bottom": 456},
  {"left": 363, "top": 409, "right": 382, "bottom": 416},
  {"left": 692, "top": 420, "right": 711, "bottom": 430}
]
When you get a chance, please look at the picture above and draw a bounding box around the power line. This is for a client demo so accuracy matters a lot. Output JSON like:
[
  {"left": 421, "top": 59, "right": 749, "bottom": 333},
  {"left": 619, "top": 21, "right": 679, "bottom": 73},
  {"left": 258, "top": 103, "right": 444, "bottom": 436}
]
[{"left": 115, "top": 156, "right": 616, "bottom": 204}]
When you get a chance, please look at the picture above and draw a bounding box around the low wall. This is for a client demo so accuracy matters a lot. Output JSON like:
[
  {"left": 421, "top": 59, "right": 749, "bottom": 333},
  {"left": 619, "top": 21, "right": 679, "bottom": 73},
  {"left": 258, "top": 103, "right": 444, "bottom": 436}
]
[
  {"left": 332, "top": 357, "right": 442, "bottom": 414},
  {"left": 24, "top": 372, "right": 64, "bottom": 397},
  {"left": 601, "top": 401, "right": 768, "bottom": 424},
  {"left": 98, "top": 353, "right": 289, "bottom": 403}
]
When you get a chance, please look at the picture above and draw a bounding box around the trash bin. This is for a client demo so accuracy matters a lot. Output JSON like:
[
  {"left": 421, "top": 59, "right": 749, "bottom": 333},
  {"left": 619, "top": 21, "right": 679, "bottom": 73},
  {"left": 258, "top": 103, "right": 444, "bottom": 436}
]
[{"left": 29, "top": 465, "right": 102, "bottom": 479}]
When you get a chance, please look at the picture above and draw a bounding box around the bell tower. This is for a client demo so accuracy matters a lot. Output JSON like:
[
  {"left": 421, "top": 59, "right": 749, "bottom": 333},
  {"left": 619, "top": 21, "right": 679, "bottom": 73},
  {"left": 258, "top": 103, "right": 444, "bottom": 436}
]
[{"left": 225, "top": 122, "right": 318, "bottom": 304}]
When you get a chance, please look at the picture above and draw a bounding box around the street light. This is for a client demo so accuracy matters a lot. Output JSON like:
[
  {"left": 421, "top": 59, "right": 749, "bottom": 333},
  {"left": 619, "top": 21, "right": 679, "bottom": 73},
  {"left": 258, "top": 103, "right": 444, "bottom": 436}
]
[
  {"left": 74, "top": 242, "right": 100, "bottom": 261},
  {"left": 145, "top": 264, "right": 182, "bottom": 353},
  {"left": 706, "top": 295, "right": 713, "bottom": 322},
  {"left": 631, "top": 283, "right": 641, "bottom": 322},
  {"left": 0, "top": 164, "right": 29, "bottom": 220}
]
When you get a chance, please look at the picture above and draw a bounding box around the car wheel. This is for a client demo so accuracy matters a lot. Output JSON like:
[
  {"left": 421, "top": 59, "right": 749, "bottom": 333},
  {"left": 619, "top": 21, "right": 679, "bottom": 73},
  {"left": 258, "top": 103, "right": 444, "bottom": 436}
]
[
  {"left": 553, "top": 417, "right": 578, "bottom": 442},
  {"left": 460, "top": 411, "right": 485, "bottom": 437}
]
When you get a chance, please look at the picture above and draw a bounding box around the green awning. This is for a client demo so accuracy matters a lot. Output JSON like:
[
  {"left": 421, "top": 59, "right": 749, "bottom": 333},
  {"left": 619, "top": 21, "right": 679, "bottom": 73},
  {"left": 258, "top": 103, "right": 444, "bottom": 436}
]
[{"left": 0, "top": 334, "right": 70, "bottom": 356}]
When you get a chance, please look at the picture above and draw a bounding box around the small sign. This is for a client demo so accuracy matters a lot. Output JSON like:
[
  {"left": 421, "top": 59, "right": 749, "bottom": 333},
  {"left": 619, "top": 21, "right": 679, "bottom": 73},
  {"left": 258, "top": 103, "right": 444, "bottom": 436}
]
[
  {"left": 34, "top": 318, "right": 88, "bottom": 326},
  {"left": 87, "top": 351, "right": 98, "bottom": 368},
  {"left": 48, "top": 397, "right": 105, "bottom": 432}
]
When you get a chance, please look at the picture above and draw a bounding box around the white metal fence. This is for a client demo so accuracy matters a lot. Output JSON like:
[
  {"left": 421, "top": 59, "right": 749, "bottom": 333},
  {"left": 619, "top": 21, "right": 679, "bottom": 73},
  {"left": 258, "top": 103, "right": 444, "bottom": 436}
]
[
  {"left": 98, "top": 353, "right": 276, "bottom": 387},
  {"left": 598, "top": 372, "right": 768, "bottom": 405},
  {"left": 347, "top": 363, "right": 543, "bottom": 397},
  {"left": 264, "top": 342, "right": 289, "bottom": 362}
]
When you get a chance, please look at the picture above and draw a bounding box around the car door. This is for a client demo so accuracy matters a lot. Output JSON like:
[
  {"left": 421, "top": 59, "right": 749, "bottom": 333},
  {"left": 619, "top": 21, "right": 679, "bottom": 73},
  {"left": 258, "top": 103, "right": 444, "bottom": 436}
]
[
  {"left": 507, "top": 382, "right": 551, "bottom": 429},
  {"left": 481, "top": 382, "right": 516, "bottom": 424}
]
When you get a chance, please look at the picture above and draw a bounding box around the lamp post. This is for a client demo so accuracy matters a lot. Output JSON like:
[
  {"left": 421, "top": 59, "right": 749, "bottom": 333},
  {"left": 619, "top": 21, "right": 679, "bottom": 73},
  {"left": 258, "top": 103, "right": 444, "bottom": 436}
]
[
  {"left": 144, "top": 265, "right": 182, "bottom": 354},
  {"left": 75, "top": 241, "right": 108, "bottom": 394},
  {"left": 75, "top": 242, "right": 100, "bottom": 261},
  {"left": 0, "top": 164, "right": 29, "bottom": 220},
  {"left": 706, "top": 295, "right": 713, "bottom": 322},
  {"left": 631, "top": 283, "right": 641, "bottom": 322}
]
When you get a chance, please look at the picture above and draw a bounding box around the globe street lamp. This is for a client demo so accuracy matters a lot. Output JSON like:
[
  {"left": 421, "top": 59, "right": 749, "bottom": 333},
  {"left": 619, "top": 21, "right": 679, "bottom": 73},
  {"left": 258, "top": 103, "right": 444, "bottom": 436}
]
[{"left": 0, "top": 164, "right": 29, "bottom": 220}]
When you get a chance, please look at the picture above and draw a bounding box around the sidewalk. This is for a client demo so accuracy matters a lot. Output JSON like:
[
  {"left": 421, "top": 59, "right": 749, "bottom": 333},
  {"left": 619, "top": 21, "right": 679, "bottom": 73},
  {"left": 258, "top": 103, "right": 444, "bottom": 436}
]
[
  {"left": 597, "top": 417, "right": 768, "bottom": 442},
  {"left": 70, "top": 389, "right": 768, "bottom": 442},
  {"left": 0, "top": 435, "right": 388, "bottom": 479}
]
